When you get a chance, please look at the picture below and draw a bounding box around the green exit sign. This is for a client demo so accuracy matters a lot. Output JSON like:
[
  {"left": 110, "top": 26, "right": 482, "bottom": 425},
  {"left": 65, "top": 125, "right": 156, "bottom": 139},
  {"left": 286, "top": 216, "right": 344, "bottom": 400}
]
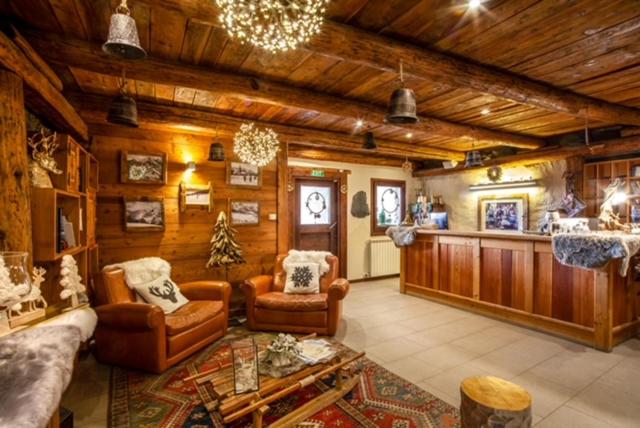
[{"left": 311, "top": 170, "right": 325, "bottom": 177}]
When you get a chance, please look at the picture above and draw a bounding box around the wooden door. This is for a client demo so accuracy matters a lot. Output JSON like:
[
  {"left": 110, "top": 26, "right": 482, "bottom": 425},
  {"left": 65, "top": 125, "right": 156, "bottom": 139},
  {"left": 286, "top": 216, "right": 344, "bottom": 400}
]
[{"left": 294, "top": 179, "right": 339, "bottom": 255}]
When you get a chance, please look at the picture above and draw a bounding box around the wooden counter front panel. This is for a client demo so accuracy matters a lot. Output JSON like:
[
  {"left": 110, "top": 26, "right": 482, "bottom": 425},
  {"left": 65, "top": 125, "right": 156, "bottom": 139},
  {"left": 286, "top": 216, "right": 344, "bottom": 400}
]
[
  {"left": 405, "top": 236, "right": 435, "bottom": 289},
  {"left": 480, "top": 247, "right": 527, "bottom": 310},
  {"left": 439, "top": 239, "right": 475, "bottom": 298}
]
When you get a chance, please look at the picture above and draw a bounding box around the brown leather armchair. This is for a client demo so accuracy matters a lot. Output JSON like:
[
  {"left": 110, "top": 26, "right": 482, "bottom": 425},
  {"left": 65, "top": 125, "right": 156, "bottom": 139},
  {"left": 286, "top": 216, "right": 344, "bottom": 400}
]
[
  {"left": 242, "top": 255, "right": 349, "bottom": 336},
  {"left": 94, "top": 269, "right": 231, "bottom": 373}
]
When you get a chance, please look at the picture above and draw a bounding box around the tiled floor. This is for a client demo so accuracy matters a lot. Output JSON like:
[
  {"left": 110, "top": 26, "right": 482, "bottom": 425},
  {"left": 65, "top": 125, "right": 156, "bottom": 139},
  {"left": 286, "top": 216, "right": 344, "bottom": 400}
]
[{"left": 64, "top": 278, "right": 640, "bottom": 427}]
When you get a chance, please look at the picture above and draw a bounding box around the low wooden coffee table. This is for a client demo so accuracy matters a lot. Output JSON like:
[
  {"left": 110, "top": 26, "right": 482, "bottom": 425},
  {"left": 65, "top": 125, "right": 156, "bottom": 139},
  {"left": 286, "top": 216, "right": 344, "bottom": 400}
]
[{"left": 186, "top": 337, "right": 364, "bottom": 427}]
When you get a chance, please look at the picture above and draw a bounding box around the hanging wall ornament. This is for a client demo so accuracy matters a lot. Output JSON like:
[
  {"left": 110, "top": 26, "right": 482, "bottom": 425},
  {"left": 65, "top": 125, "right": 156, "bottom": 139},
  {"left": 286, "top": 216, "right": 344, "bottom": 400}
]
[
  {"left": 487, "top": 165, "right": 503, "bottom": 182},
  {"left": 351, "top": 191, "right": 370, "bottom": 218},
  {"left": 305, "top": 191, "right": 327, "bottom": 221},
  {"left": 103, "top": 0, "right": 147, "bottom": 60}
]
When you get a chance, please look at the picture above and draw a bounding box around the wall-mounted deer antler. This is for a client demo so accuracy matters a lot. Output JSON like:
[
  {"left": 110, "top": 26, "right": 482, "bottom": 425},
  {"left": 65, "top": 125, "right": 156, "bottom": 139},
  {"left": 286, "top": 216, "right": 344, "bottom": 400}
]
[
  {"left": 27, "top": 128, "right": 61, "bottom": 174},
  {"left": 149, "top": 281, "right": 178, "bottom": 303}
]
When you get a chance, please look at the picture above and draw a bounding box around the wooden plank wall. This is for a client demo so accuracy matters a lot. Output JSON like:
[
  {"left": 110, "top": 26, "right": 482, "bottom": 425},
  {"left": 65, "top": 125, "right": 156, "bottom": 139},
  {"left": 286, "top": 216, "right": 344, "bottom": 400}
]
[{"left": 92, "top": 125, "right": 281, "bottom": 286}]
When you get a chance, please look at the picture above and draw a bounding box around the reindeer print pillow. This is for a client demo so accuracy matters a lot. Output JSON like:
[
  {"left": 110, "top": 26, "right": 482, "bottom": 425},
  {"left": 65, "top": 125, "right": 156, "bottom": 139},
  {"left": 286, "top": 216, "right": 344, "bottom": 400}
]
[
  {"left": 134, "top": 275, "right": 189, "bottom": 314},
  {"left": 284, "top": 262, "right": 320, "bottom": 294}
]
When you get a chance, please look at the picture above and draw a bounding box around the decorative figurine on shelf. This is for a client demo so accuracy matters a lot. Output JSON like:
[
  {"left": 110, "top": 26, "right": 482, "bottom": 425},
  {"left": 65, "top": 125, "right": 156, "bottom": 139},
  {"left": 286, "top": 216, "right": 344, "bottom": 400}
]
[
  {"left": 0, "top": 252, "right": 33, "bottom": 333},
  {"left": 206, "top": 211, "right": 246, "bottom": 281},
  {"left": 27, "top": 129, "right": 62, "bottom": 188},
  {"left": 599, "top": 178, "right": 630, "bottom": 232},
  {"left": 8, "top": 266, "right": 48, "bottom": 327},
  {"left": 559, "top": 172, "right": 586, "bottom": 218},
  {"left": 59, "top": 255, "right": 87, "bottom": 308}
]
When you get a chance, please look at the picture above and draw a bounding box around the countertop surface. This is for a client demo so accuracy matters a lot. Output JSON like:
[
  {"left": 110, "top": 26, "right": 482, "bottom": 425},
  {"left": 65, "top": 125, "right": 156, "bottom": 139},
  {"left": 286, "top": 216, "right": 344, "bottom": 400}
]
[{"left": 415, "top": 229, "right": 552, "bottom": 242}]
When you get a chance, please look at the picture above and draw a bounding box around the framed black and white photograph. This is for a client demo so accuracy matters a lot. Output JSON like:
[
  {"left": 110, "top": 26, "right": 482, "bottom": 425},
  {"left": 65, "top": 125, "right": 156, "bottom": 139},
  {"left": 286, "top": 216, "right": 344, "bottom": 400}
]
[
  {"left": 230, "top": 200, "right": 260, "bottom": 226},
  {"left": 478, "top": 194, "right": 528, "bottom": 232},
  {"left": 121, "top": 151, "right": 167, "bottom": 184},
  {"left": 179, "top": 181, "right": 213, "bottom": 212},
  {"left": 123, "top": 198, "right": 165, "bottom": 232},
  {"left": 227, "top": 161, "right": 261, "bottom": 188}
]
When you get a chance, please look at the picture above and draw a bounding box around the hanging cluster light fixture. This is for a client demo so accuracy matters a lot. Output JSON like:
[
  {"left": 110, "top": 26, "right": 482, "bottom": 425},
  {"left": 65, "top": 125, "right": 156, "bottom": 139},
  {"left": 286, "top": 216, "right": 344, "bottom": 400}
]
[
  {"left": 233, "top": 123, "right": 280, "bottom": 167},
  {"left": 215, "top": 0, "right": 329, "bottom": 53}
]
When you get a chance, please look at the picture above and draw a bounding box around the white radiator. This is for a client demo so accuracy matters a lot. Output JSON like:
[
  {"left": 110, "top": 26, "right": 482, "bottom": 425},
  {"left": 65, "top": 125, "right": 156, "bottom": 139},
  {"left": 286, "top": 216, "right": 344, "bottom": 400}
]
[{"left": 368, "top": 238, "right": 400, "bottom": 277}]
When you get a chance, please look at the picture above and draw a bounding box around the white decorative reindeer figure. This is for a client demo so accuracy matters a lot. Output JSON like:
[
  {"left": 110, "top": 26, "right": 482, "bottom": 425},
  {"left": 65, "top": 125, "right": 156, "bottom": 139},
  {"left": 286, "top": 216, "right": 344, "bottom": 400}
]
[{"left": 7, "top": 266, "right": 48, "bottom": 328}]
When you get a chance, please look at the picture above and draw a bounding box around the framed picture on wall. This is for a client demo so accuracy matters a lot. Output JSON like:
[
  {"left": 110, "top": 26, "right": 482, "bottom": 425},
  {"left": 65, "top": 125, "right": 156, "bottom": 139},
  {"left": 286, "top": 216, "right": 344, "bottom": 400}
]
[
  {"left": 230, "top": 200, "right": 260, "bottom": 226},
  {"left": 478, "top": 194, "right": 528, "bottom": 232},
  {"left": 179, "top": 181, "right": 213, "bottom": 212},
  {"left": 227, "top": 161, "right": 261, "bottom": 189},
  {"left": 123, "top": 197, "right": 165, "bottom": 232},
  {"left": 120, "top": 151, "right": 167, "bottom": 184},
  {"left": 371, "top": 178, "right": 406, "bottom": 236}
]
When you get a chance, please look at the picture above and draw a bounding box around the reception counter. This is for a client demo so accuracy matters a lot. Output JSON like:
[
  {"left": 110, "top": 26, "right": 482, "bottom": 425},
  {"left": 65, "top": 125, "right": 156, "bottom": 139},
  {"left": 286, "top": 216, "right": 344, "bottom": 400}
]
[{"left": 400, "top": 230, "right": 640, "bottom": 351}]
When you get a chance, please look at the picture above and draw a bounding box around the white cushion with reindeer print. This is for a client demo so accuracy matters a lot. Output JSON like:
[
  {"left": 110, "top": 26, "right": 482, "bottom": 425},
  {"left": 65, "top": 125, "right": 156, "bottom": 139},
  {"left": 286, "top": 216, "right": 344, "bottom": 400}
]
[
  {"left": 134, "top": 274, "right": 189, "bottom": 314},
  {"left": 284, "top": 262, "right": 320, "bottom": 294}
]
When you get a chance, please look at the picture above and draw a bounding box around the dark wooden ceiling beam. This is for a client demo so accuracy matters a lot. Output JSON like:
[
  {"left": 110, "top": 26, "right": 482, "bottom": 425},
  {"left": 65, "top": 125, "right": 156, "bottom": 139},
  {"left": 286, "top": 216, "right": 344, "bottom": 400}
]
[
  {"left": 70, "top": 93, "right": 465, "bottom": 161},
  {"left": 0, "top": 29, "right": 87, "bottom": 141},
  {"left": 288, "top": 146, "right": 408, "bottom": 167},
  {"left": 414, "top": 135, "right": 640, "bottom": 178},
  {"left": 137, "top": 0, "right": 640, "bottom": 126},
  {"left": 25, "top": 31, "right": 543, "bottom": 150}
]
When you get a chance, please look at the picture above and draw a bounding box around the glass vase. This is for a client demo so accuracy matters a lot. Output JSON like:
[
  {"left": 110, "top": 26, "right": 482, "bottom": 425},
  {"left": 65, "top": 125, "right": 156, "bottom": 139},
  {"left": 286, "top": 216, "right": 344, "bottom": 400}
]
[
  {"left": 231, "top": 337, "right": 260, "bottom": 394},
  {"left": 0, "top": 251, "right": 32, "bottom": 310}
]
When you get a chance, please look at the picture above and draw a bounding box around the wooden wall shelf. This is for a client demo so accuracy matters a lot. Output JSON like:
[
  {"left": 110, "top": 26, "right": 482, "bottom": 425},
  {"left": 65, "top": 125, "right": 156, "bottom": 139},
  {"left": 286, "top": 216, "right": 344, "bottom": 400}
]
[
  {"left": 30, "top": 134, "right": 99, "bottom": 307},
  {"left": 584, "top": 157, "right": 640, "bottom": 220}
]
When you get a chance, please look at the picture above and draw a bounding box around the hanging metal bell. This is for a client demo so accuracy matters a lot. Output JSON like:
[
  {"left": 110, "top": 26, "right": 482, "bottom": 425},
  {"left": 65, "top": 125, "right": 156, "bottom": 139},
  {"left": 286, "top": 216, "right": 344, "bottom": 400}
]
[
  {"left": 208, "top": 142, "right": 225, "bottom": 161},
  {"left": 107, "top": 94, "right": 139, "bottom": 128},
  {"left": 363, "top": 132, "right": 377, "bottom": 150},
  {"left": 386, "top": 87, "right": 418, "bottom": 124},
  {"left": 103, "top": 8, "right": 147, "bottom": 60},
  {"left": 464, "top": 150, "right": 484, "bottom": 168}
]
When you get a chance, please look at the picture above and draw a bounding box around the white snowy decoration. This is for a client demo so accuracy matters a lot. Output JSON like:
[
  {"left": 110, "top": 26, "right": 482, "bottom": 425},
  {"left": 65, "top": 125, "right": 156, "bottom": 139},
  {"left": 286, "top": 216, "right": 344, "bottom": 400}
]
[
  {"left": 59, "top": 255, "right": 86, "bottom": 308},
  {"left": 8, "top": 266, "right": 48, "bottom": 328},
  {"left": 0, "top": 256, "right": 28, "bottom": 312}
]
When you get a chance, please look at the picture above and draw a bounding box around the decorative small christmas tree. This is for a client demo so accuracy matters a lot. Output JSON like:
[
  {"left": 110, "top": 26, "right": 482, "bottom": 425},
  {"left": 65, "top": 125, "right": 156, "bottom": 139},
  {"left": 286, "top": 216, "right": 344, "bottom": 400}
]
[
  {"left": 206, "top": 211, "right": 246, "bottom": 280},
  {"left": 59, "top": 255, "right": 86, "bottom": 307},
  {"left": 0, "top": 256, "right": 25, "bottom": 312}
]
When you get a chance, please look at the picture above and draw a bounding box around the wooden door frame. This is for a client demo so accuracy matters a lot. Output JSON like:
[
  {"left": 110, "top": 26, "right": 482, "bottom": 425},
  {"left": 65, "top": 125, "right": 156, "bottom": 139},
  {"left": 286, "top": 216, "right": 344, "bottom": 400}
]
[{"left": 288, "top": 166, "right": 349, "bottom": 278}]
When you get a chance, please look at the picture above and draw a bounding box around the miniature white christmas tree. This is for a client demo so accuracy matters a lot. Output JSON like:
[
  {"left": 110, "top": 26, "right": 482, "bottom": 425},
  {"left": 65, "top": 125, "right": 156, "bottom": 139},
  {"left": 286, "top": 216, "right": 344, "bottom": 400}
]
[
  {"left": 206, "top": 211, "right": 246, "bottom": 280},
  {"left": 59, "top": 255, "right": 86, "bottom": 307},
  {"left": 0, "top": 256, "right": 27, "bottom": 312}
]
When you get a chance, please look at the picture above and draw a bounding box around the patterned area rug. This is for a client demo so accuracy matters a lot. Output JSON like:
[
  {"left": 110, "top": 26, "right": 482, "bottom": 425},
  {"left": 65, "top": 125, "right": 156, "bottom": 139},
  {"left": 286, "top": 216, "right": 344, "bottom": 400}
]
[{"left": 109, "top": 330, "right": 460, "bottom": 427}]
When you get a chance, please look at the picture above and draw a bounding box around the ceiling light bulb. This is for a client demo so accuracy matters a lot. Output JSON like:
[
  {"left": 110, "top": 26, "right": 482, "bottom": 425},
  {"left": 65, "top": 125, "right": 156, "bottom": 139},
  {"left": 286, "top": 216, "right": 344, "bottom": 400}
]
[
  {"left": 481, "top": 108, "right": 491, "bottom": 116},
  {"left": 469, "top": 0, "right": 482, "bottom": 9},
  {"left": 406, "top": 132, "right": 413, "bottom": 139},
  {"left": 355, "top": 119, "right": 364, "bottom": 128}
]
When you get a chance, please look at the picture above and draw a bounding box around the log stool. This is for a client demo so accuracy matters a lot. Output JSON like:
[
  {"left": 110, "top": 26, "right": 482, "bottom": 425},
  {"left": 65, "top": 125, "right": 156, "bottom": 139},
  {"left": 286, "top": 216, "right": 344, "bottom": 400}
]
[{"left": 460, "top": 376, "right": 532, "bottom": 428}]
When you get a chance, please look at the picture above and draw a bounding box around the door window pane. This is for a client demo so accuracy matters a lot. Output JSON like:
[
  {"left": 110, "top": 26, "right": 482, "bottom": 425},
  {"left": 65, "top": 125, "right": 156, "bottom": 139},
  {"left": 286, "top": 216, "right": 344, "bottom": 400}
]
[
  {"left": 376, "top": 185, "right": 403, "bottom": 226},
  {"left": 300, "top": 185, "right": 331, "bottom": 225}
]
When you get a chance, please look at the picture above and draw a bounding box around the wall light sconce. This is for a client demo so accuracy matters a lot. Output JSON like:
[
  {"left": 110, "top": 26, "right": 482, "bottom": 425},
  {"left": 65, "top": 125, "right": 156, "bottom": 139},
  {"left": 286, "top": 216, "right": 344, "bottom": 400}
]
[
  {"left": 469, "top": 179, "right": 539, "bottom": 192},
  {"left": 186, "top": 161, "right": 196, "bottom": 173}
]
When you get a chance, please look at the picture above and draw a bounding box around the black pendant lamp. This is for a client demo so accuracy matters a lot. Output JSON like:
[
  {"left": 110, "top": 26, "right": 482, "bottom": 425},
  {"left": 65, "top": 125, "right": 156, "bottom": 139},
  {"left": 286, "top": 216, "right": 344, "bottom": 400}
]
[
  {"left": 208, "top": 128, "right": 225, "bottom": 161},
  {"left": 107, "top": 72, "right": 139, "bottom": 128},
  {"left": 386, "top": 59, "right": 418, "bottom": 124},
  {"left": 363, "top": 131, "right": 377, "bottom": 150},
  {"left": 103, "top": 0, "right": 147, "bottom": 60}
]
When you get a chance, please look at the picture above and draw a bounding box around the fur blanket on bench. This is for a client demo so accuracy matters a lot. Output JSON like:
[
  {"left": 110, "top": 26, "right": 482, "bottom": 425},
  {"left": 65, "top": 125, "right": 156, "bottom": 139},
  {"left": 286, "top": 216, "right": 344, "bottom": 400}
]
[
  {"left": 386, "top": 226, "right": 419, "bottom": 247},
  {"left": 552, "top": 232, "right": 640, "bottom": 276},
  {"left": 0, "top": 325, "right": 82, "bottom": 428}
]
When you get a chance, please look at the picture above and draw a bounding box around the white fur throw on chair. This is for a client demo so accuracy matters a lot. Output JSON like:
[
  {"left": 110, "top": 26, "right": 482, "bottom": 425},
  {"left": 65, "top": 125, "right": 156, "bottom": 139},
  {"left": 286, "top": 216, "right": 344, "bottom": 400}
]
[
  {"left": 103, "top": 257, "right": 171, "bottom": 290},
  {"left": 283, "top": 250, "right": 333, "bottom": 276}
]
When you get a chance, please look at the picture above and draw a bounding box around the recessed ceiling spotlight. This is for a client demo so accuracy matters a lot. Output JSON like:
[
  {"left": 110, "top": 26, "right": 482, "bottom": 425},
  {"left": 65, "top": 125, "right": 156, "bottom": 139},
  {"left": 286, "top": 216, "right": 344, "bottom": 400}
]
[
  {"left": 469, "top": 0, "right": 482, "bottom": 9},
  {"left": 480, "top": 108, "right": 491, "bottom": 116},
  {"left": 406, "top": 132, "right": 413, "bottom": 139},
  {"left": 355, "top": 119, "right": 364, "bottom": 128}
]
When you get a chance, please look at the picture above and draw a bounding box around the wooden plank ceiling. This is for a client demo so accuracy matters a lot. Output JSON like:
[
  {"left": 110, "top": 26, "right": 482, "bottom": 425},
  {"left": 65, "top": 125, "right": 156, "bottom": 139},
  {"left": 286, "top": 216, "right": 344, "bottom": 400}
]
[{"left": 4, "top": 0, "right": 640, "bottom": 164}]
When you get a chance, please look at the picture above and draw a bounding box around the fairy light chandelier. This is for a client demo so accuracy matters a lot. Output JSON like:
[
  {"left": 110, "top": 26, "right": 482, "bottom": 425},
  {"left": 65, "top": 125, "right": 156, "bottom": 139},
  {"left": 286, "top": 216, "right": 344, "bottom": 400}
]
[
  {"left": 215, "top": 0, "right": 329, "bottom": 53},
  {"left": 233, "top": 123, "right": 280, "bottom": 167}
]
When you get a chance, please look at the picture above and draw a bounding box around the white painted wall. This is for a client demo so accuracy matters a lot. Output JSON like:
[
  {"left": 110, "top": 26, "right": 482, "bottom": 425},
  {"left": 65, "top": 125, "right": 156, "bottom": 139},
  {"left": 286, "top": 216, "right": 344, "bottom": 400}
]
[
  {"left": 288, "top": 157, "right": 415, "bottom": 280},
  {"left": 421, "top": 160, "right": 568, "bottom": 231}
]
